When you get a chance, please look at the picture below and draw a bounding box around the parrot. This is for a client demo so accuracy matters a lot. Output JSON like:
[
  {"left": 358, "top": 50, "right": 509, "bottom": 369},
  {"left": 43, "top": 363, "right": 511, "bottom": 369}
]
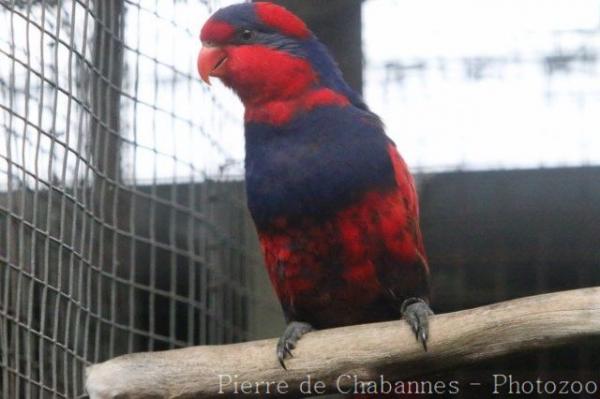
[{"left": 198, "top": 2, "right": 433, "bottom": 369}]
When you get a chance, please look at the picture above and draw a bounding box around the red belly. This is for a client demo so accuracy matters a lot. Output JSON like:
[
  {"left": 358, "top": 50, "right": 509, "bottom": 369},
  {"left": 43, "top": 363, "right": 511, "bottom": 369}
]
[{"left": 258, "top": 189, "right": 423, "bottom": 328}]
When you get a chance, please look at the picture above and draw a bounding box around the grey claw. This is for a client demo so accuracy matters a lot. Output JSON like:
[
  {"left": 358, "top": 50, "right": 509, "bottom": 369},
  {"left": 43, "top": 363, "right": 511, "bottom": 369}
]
[
  {"left": 401, "top": 298, "right": 433, "bottom": 352},
  {"left": 278, "top": 356, "right": 287, "bottom": 370},
  {"left": 285, "top": 345, "right": 293, "bottom": 358},
  {"left": 420, "top": 330, "right": 428, "bottom": 351},
  {"left": 276, "top": 321, "right": 314, "bottom": 369}
]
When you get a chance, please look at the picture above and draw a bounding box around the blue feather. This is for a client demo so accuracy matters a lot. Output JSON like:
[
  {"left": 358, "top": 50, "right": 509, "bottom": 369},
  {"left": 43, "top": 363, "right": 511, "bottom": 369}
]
[
  {"left": 296, "top": 39, "right": 368, "bottom": 111},
  {"left": 245, "top": 106, "right": 394, "bottom": 229}
]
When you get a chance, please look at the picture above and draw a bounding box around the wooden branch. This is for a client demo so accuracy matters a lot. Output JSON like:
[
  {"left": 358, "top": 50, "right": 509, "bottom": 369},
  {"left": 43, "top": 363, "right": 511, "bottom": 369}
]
[{"left": 86, "top": 287, "right": 600, "bottom": 398}]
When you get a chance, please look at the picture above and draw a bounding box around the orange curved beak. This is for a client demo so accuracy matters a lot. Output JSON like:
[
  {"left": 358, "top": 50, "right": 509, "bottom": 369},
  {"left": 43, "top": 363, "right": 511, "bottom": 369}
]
[{"left": 197, "top": 46, "right": 228, "bottom": 85}]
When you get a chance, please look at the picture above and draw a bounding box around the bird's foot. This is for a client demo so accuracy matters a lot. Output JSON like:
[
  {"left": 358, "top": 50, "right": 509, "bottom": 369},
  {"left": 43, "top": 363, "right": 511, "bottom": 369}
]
[
  {"left": 401, "top": 297, "right": 433, "bottom": 351},
  {"left": 277, "top": 321, "right": 314, "bottom": 369}
]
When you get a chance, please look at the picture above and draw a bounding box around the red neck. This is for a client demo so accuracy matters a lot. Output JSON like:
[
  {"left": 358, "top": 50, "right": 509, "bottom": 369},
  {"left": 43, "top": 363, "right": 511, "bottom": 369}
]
[
  {"left": 245, "top": 87, "right": 350, "bottom": 126},
  {"left": 218, "top": 44, "right": 351, "bottom": 125}
]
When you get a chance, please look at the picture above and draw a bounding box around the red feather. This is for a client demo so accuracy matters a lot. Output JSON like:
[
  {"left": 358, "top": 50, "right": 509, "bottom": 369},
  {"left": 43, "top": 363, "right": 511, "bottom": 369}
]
[
  {"left": 220, "top": 45, "right": 315, "bottom": 105},
  {"left": 254, "top": 2, "right": 310, "bottom": 39},
  {"left": 245, "top": 87, "right": 349, "bottom": 125}
]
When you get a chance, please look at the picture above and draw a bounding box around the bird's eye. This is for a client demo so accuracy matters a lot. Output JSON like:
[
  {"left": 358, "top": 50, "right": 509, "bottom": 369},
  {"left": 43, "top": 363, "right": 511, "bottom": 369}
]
[{"left": 240, "top": 29, "right": 254, "bottom": 42}]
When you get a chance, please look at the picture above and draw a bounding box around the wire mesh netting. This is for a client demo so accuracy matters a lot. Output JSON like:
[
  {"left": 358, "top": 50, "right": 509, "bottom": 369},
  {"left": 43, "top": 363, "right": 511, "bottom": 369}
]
[{"left": 0, "top": 1, "right": 279, "bottom": 397}]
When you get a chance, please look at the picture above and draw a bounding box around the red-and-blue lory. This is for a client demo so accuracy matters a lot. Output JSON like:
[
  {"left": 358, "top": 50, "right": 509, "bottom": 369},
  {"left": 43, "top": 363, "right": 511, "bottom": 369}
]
[{"left": 198, "top": 2, "right": 433, "bottom": 369}]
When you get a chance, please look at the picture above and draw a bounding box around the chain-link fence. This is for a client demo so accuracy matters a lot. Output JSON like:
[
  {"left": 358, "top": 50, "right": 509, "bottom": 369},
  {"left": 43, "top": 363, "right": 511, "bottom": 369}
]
[{"left": 0, "top": 1, "right": 284, "bottom": 397}]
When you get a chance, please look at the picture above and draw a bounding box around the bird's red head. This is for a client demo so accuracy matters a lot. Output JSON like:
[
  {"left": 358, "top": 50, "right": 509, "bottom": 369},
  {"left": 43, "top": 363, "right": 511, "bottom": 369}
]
[
  {"left": 198, "top": 2, "right": 357, "bottom": 125},
  {"left": 198, "top": 3, "right": 314, "bottom": 104}
]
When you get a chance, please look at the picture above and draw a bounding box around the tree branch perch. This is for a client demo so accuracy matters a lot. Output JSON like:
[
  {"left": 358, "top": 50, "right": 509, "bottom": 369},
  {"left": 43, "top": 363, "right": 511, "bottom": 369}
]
[{"left": 86, "top": 287, "right": 600, "bottom": 398}]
